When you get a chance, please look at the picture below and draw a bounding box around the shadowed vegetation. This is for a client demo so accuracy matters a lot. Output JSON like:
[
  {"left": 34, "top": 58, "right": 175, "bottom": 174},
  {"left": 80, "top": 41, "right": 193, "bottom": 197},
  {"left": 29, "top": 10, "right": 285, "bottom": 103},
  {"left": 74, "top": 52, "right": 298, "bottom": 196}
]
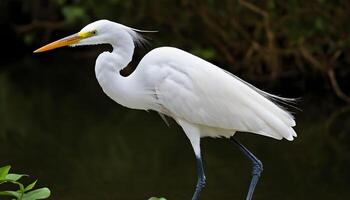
[
  {"left": 1, "top": 0, "right": 349, "bottom": 101},
  {"left": 1, "top": 0, "right": 350, "bottom": 200}
]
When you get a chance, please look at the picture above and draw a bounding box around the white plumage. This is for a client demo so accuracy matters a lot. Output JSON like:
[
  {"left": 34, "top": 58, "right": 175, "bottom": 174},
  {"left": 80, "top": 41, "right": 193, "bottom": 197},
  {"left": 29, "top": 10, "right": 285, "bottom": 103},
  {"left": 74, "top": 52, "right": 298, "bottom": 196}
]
[
  {"left": 134, "top": 47, "right": 297, "bottom": 141},
  {"left": 34, "top": 19, "right": 297, "bottom": 200}
]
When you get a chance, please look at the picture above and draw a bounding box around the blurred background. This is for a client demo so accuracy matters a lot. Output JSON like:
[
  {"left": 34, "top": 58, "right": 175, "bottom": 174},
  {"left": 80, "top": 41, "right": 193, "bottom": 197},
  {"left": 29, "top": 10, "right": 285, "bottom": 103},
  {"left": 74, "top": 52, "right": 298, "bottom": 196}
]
[{"left": 0, "top": 0, "right": 350, "bottom": 199}]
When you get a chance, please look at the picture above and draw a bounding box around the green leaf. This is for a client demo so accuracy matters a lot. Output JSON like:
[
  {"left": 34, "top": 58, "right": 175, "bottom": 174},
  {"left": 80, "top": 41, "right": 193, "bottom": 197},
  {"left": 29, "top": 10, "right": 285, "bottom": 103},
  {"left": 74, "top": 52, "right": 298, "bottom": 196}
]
[
  {"left": 62, "top": 6, "right": 87, "bottom": 24},
  {"left": 6, "top": 174, "right": 27, "bottom": 182},
  {"left": 148, "top": 197, "right": 167, "bottom": 200},
  {"left": 191, "top": 48, "right": 216, "bottom": 60},
  {"left": 0, "top": 191, "right": 21, "bottom": 198},
  {"left": 56, "top": 0, "right": 67, "bottom": 5},
  {"left": 22, "top": 188, "right": 51, "bottom": 200},
  {"left": 25, "top": 180, "right": 37, "bottom": 192},
  {"left": 24, "top": 34, "right": 35, "bottom": 45},
  {"left": 0, "top": 165, "right": 11, "bottom": 180},
  {"left": 314, "top": 18, "right": 324, "bottom": 31}
]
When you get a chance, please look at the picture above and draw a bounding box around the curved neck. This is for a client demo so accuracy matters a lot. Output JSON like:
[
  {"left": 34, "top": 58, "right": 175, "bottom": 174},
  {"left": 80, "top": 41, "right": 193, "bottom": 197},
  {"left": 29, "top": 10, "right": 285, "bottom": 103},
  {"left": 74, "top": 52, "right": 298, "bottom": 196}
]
[
  {"left": 95, "top": 27, "right": 144, "bottom": 109},
  {"left": 109, "top": 27, "right": 135, "bottom": 70}
]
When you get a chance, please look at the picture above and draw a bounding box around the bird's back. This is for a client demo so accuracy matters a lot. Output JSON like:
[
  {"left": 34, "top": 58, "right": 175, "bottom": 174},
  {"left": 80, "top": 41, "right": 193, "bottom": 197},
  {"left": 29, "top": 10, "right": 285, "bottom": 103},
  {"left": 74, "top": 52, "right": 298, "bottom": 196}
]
[{"left": 134, "top": 47, "right": 297, "bottom": 140}]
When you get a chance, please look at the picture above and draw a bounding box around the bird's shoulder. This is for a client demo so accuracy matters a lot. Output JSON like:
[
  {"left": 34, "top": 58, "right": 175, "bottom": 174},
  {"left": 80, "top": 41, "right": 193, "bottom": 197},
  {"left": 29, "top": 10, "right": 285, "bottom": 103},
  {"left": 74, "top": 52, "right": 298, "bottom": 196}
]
[
  {"left": 137, "top": 46, "right": 218, "bottom": 80},
  {"left": 139, "top": 46, "right": 205, "bottom": 67}
]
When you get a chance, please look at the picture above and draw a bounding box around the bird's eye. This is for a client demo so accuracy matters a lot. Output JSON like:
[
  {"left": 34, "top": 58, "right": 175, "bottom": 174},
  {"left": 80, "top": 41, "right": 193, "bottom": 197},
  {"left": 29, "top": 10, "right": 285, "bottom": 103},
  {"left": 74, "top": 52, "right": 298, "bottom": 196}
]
[{"left": 91, "top": 30, "right": 97, "bottom": 35}]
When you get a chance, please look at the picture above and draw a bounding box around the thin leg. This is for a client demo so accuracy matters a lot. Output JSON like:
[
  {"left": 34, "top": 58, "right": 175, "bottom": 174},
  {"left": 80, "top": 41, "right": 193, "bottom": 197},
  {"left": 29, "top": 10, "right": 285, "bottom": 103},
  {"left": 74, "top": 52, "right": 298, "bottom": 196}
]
[
  {"left": 192, "top": 156, "right": 206, "bottom": 200},
  {"left": 176, "top": 119, "right": 206, "bottom": 200},
  {"left": 230, "top": 137, "right": 263, "bottom": 200}
]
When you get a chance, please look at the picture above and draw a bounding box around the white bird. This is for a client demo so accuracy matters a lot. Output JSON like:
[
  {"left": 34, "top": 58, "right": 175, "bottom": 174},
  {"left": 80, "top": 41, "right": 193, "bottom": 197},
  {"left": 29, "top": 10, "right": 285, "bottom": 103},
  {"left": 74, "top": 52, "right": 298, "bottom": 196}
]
[{"left": 34, "top": 19, "right": 297, "bottom": 200}]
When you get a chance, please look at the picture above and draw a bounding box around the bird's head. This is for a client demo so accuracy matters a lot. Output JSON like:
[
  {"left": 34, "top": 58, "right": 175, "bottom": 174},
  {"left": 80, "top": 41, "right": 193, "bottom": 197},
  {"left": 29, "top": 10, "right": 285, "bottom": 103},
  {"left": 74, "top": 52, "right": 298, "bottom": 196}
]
[{"left": 34, "top": 19, "right": 144, "bottom": 53}]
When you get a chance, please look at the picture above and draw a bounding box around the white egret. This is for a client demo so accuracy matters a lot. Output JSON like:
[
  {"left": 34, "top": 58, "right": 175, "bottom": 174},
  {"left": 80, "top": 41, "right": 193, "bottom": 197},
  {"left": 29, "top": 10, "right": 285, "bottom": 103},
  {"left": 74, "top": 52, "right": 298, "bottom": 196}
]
[{"left": 34, "top": 20, "right": 297, "bottom": 200}]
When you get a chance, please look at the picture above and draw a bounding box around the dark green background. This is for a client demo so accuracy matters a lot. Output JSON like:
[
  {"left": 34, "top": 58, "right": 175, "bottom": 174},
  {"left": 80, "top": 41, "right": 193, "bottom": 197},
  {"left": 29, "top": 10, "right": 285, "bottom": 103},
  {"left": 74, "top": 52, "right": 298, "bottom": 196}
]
[{"left": 1, "top": 0, "right": 350, "bottom": 199}]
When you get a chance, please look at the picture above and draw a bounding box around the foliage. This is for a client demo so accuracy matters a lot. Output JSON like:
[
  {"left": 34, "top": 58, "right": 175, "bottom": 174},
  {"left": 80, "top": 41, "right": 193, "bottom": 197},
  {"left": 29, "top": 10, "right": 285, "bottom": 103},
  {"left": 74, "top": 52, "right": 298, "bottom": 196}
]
[
  {"left": 1, "top": 0, "right": 349, "bottom": 101},
  {"left": 148, "top": 197, "right": 167, "bottom": 200},
  {"left": 0, "top": 165, "right": 51, "bottom": 200}
]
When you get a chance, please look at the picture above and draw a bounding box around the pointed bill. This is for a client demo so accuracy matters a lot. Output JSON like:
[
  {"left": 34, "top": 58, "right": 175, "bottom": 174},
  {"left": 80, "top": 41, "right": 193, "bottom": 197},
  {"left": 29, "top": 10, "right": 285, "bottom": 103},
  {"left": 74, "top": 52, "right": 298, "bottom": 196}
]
[{"left": 33, "top": 33, "right": 83, "bottom": 53}]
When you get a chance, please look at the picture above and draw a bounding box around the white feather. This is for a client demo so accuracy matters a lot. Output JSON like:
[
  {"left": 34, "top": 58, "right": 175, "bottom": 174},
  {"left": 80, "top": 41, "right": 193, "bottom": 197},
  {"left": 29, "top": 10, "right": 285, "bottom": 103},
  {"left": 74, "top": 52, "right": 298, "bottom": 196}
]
[
  {"left": 134, "top": 47, "right": 297, "bottom": 140},
  {"left": 37, "top": 20, "right": 298, "bottom": 199},
  {"left": 83, "top": 20, "right": 297, "bottom": 141}
]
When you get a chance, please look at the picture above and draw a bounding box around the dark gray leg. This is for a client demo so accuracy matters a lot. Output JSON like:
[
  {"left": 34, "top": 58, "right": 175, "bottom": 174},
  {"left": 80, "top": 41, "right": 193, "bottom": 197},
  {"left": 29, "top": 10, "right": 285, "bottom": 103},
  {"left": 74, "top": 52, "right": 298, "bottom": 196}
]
[
  {"left": 231, "top": 137, "right": 263, "bottom": 200},
  {"left": 192, "top": 156, "right": 206, "bottom": 200}
]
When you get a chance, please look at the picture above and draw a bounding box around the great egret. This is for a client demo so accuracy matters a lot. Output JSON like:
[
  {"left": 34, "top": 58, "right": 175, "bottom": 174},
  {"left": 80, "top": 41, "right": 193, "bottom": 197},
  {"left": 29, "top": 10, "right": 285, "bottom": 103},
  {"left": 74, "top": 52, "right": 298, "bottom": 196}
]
[{"left": 34, "top": 20, "right": 297, "bottom": 200}]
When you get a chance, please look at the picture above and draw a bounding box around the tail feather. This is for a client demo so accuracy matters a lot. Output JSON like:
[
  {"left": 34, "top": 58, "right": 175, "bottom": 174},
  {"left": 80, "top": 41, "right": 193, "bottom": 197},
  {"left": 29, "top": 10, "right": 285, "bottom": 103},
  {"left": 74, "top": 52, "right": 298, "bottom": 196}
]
[{"left": 221, "top": 68, "right": 297, "bottom": 140}]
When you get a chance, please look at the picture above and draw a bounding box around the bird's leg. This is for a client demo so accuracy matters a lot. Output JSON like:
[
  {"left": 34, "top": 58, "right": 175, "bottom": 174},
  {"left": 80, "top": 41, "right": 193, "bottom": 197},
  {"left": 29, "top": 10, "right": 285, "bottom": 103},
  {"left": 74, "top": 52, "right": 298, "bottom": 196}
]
[
  {"left": 230, "top": 137, "right": 263, "bottom": 200},
  {"left": 176, "top": 119, "right": 206, "bottom": 200},
  {"left": 192, "top": 155, "right": 206, "bottom": 200}
]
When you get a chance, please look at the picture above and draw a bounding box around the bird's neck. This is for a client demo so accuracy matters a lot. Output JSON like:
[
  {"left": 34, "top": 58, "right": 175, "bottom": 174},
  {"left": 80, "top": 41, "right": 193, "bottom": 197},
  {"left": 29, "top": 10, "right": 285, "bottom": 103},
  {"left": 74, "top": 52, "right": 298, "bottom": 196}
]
[
  {"left": 95, "top": 32, "right": 143, "bottom": 110},
  {"left": 110, "top": 35, "right": 134, "bottom": 70}
]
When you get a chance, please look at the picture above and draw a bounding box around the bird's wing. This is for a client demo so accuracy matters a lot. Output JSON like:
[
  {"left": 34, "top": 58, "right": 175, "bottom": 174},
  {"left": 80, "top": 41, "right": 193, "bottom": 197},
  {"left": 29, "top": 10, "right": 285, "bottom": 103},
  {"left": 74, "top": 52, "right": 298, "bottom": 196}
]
[{"left": 146, "top": 47, "right": 296, "bottom": 140}]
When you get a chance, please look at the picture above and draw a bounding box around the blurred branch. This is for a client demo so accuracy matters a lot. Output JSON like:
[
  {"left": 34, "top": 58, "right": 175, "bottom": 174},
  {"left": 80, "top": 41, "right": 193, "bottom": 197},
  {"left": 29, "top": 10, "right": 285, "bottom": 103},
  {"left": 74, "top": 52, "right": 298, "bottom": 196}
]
[
  {"left": 3, "top": 0, "right": 349, "bottom": 100},
  {"left": 239, "top": 0, "right": 279, "bottom": 79},
  {"left": 15, "top": 20, "right": 66, "bottom": 33},
  {"left": 300, "top": 44, "right": 350, "bottom": 103},
  {"left": 327, "top": 68, "right": 350, "bottom": 104},
  {"left": 14, "top": 20, "right": 67, "bottom": 41},
  {"left": 191, "top": 4, "right": 236, "bottom": 65},
  {"left": 238, "top": 0, "right": 268, "bottom": 18},
  {"left": 299, "top": 44, "right": 325, "bottom": 71}
]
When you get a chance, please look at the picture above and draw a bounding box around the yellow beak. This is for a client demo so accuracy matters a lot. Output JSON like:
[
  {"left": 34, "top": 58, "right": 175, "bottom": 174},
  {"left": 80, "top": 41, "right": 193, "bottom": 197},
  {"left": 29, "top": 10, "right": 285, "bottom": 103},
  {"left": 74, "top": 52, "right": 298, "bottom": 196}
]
[{"left": 33, "top": 33, "right": 83, "bottom": 53}]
